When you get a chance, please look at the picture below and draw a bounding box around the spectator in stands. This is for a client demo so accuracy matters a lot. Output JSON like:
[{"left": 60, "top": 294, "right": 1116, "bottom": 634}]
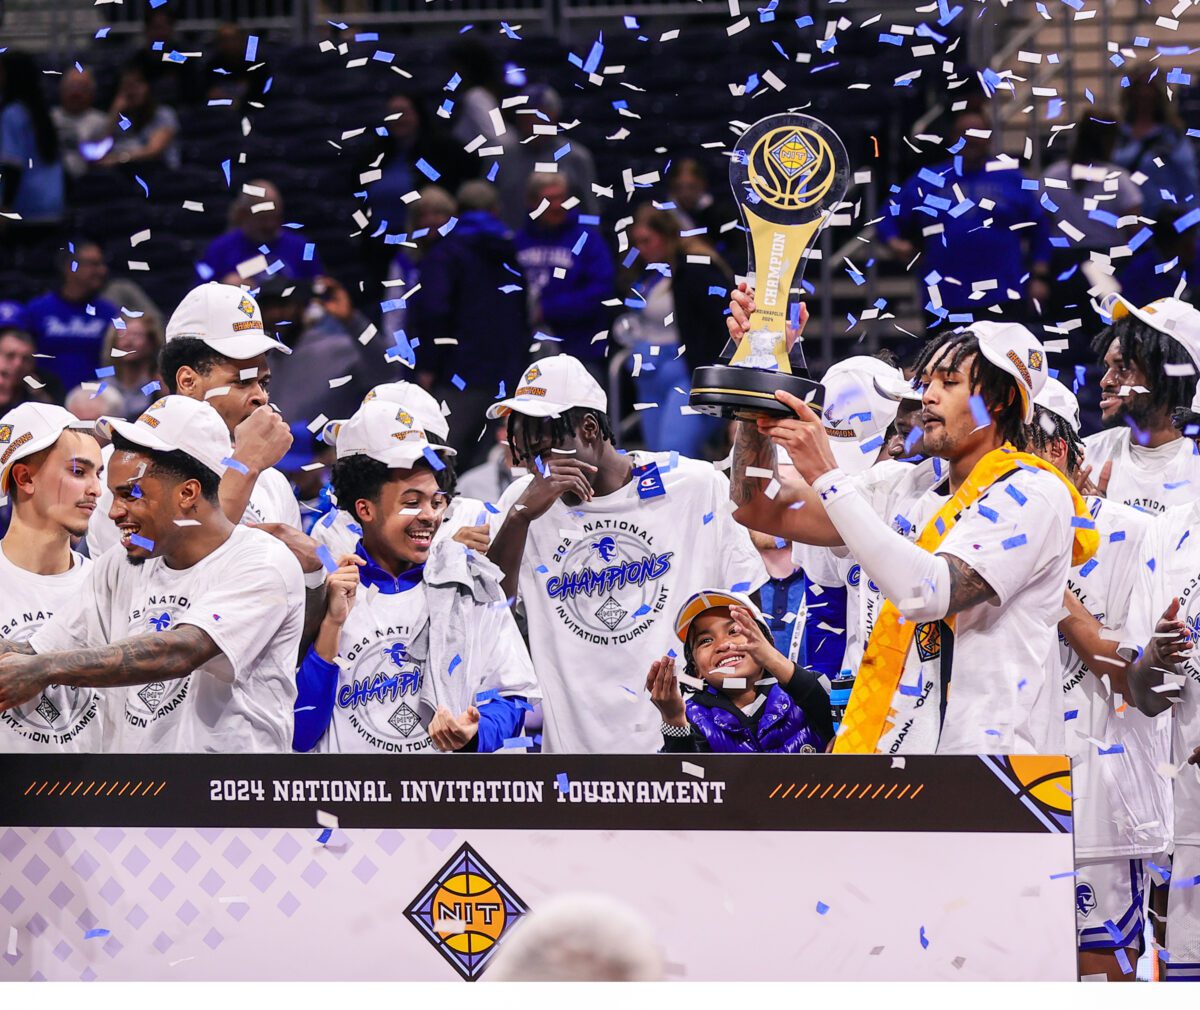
[
  {"left": 99, "top": 314, "right": 163, "bottom": 420},
  {"left": 0, "top": 327, "right": 47, "bottom": 412},
  {"left": 51, "top": 69, "right": 109, "bottom": 180},
  {"left": 446, "top": 39, "right": 513, "bottom": 154},
  {"left": 197, "top": 179, "right": 324, "bottom": 284},
  {"left": 515, "top": 173, "right": 614, "bottom": 379},
  {"left": 203, "top": 23, "right": 270, "bottom": 109},
  {"left": 381, "top": 185, "right": 457, "bottom": 341},
  {"left": 1118, "top": 210, "right": 1196, "bottom": 307},
  {"left": 0, "top": 50, "right": 64, "bottom": 225},
  {"left": 125, "top": 7, "right": 201, "bottom": 108},
  {"left": 667, "top": 156, "right": 745, "bottom": 275},
  {"left": 100, "top": 63, "right": 180, "bottom": 171},
  {"left": 1113, "top": 68, "right": 1199, "bottom": 218},
  {"left": 24, "top": 241, "right": 119, "bottom": 393},
  {"left": 618, "top": 204, "right": 731, "bottom": 459},
  {"left": 877, "top": 110, "right": 1051, "bottom": 320},
  {"left": 496, "top": 85, "right": 598, "bottom": 230},
  {"left": 64, "top": 383, "right": 125, "bottom": 422},
  {"left": 258, "top": 274, "right": 383, "bottom": 427},
  {"left": 411, "top": 180, "right": 530, "bottom": 467}
]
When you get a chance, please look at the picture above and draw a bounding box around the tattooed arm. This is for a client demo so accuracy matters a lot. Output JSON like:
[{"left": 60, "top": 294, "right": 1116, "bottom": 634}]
[
  {"left": 939, "top": 555, "right": 998, "bottom": 616},
  {"left": 0, "top": 626, "right": 220, "bottom": 712},
  {"left": 0, "top": 640, "right": 35, "bottom": 658},
  {"left": 729, "top": 420, "right": 842, "bottom": 546}
]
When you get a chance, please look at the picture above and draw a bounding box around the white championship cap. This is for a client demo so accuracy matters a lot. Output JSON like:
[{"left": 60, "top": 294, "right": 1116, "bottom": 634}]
[
  {"left": 1101, "top": 293, "right": 1200, "bottom": 371},
  {"left": 362, "top": 381, "right": 450, "bottom": 444},
  {"left": 97, "top": 395, "right": 232, "bottom": 476},
  {"left": 166, "top": 282, "right": 290, "bottom": 360},
  {"left": 327, "top": 400, "right": 456, "bottom": 468},
  {"left": 0, "top": 402, "right": 96, "bottom": 493},
  {"left": 819, "top": 356, "right": 906, "bottom": 474},
  {"left": 673, "top": 588, "right": 771, "bottom": 644},
  {"left": 969, "top": 320, "right": 1049, "bottom": 424},
  {"left": 1032, "top": 376, "right": 1081, "bottom": 434},
  {"left": 486, "top": 356, "right": 608, "bottom": 420}
]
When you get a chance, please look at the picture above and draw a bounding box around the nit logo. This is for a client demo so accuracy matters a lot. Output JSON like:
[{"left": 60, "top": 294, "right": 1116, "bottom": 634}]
[
  {"left": 590, "top": 536, "right": 617, "bottom": 562},
  {"left": 1028, "top": 348, "right": 1044, "bottom": 372},
  {"left": 237, "top": 295, "right": 256, "bottom": 318},
  {"left": 523, "top": 365, "right": 541, "bottom": 384},
  {"left": 0, "top": 424, "right": 11, "bottom": 444},
  {"left": 396, "top": 409, "right": 414, "bottom": 427},
  {"left": 1075, "top": 881, "right": 1097, "bottom": 918},
  {"left": 406, "top": 842, "right": 529, "bottom": 981}
]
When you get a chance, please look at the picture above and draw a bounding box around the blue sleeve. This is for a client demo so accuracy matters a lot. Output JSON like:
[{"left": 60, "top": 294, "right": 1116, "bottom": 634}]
[
  {"left": 292, "top": 644, "right": 339, "bottom": 752},
  {"left": 802, "top": 582, "right": 847, "bottom": 680},
  {"left": 473, "top": 695, "right": 527, "bottom": 753}
]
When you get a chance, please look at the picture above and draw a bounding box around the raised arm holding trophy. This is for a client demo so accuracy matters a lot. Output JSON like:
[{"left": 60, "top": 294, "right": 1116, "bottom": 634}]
[{"left": 689, "top": 113, "right": 850, "bottom": 418}]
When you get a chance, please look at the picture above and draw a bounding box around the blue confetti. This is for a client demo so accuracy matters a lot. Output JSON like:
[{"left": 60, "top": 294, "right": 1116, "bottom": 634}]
[
  {"left": 221, "top": 457, "right": 249, "bottom": 475},
  {"left": 1048, "top": 870, "right": 1078, "bottom": 879},
  {"left": 415, "top": 158, "right": 440, "bottom": 181},
  {"left": 1098, "top": 743, "right": 1125, "bottom": 755},
  {"left": 315, "top": 546, "right": 338, "bottom": 573},
  {"left": 84, "top": 928, "right": 109, "bottom": 940},
  {"left": 474, "top": 689, "right": 500, "bottom": 704},
  {"left": 129, "top": 534, "right": 154, "bottom": 550},
  {"left": 317, "top": 828, "right": 332, "bottom": 844},
  {"left": 502, "top": 736, "right": 534, "bottom": 749},
  {"left": 140, "top": 380, "right": 160, "bottom": 396},
  {"left": 1005, "top": 484, "right": 1027, "bottom": 506},
  {"left": 556, "top": 773, "right": 570, "bottom": 791},
  {"left": 1002, "top": 534, "right": 1028, "bottom": 550},
  {"left": 1078, "top": 558, "right": 1098, "bottom": 577},
  {"left": 702, "top": 512, "right": 714, "bottom": 524},
  {"left": 422, "top": 446, "right": 446, "bottom": 471},
  {"left": 1070, "top": 516, "right": 1096, "bottom": 529},
  {"left": 450, "top": 374, "right": 466, "bottom": 391},
  {"left": 632, "top": 604, "right": 651, "bottom": 618},
  {"left": 448, "top": 654, "right": 462, "bottom": 676},
  {"left": 816, "top": 901, "right": 830, "bottom": 915},
  {"left": 919, "top": 926, "right": 929, "bottom": 949},
  {"left": 1175, "top": 207, "right": 1200, "bottom": 233},
  {"left": 245, "top": 35, "right": 259, "bottom": 61},
  {"left": 134, "top": 175, "right": 149, "bottom": 197}
]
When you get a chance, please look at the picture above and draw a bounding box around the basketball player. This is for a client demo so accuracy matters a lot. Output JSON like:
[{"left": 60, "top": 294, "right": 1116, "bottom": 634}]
[
  {"left": 310, "top": 380, "right": 491, "bottom": 558},
  {"left": 729, "top": 317, "right": 1097, "bottom": 753},
  {"left": 1082, "top": 294, "right": 1200, "bottom": 514},
  {"left": 0, "top": 403, "right": 105, "bottom": 751},
  {"left": 1029, "top": 378, "right": 1171, "bottom": 979},
  {"left": 485, "top": 354, "right": 767, "bottom": 753},
  {"left": 292, "top": 401, "right": 537, "bottom": 753},
  {"left": 0, "top": 396, "right": 306, "bottom": 752}
]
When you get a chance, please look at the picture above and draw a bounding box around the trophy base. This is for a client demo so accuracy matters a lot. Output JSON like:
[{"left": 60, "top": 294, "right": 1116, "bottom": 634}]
[{"left": 689, "top": 365, "right": 825, "bottom": 420}]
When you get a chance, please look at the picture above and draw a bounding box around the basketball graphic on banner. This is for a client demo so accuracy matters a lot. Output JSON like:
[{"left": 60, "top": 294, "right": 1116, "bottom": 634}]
[{"left": 434, "top": 872, "right": 508, "bottom": 955}]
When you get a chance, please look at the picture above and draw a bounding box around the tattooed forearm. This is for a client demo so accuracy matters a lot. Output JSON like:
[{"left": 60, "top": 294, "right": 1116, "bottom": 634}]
[
  {"left": 730, "top": 420, "right": 777, "bottom": 507},
  {"left": 0, "top": 640, "right": 36, "bottom": 657},
  {"left": 44, "top": 626, "right": 221, "bottom": 689},
  {"left": 941, "top": 554, "right": 998, "bottom": 615}
]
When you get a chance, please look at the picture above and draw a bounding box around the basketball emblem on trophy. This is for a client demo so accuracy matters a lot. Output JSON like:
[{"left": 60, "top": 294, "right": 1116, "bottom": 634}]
[{"left": 689, "top": 114, "right": 849, "bottom": 420}]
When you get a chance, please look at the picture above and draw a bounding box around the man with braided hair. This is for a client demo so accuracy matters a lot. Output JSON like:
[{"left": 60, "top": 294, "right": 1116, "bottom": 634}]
[
  {"left": 485, "top": 354, "right": 766, "bottom": 753},
  {"left": 1031, "top": 378, "right": 1171, "bottom": 979},
  {"left": 1083, "top": 294, "right": 1200, "bottom": 513}
]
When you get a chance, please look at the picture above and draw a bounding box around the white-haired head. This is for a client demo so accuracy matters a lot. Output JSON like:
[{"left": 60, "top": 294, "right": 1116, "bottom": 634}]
[
  {"left": 65, "top": 384, "right": 126, "bottom": 422},
  {"left": 486, "top": 893, "right": 663, "bottom": 982}
]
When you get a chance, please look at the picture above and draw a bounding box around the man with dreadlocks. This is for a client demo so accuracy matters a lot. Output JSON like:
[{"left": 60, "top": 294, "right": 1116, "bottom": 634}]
[
  {"left": 1083, "top": 294, "right": 1200, "bottom": 514},
  {"left": 729, "top": 321, "right": 1099, "bottom": 754},
  {"left": 1028, "top": 378, "right": 1171, "bottom": 980},
  {"left": 485, "top": 354, "right": 766, "bottom": 753}
]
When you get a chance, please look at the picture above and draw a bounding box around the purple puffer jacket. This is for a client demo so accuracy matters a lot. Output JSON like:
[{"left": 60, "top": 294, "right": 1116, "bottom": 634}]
[{"left": 685, "top": 684, "right": 825, "bottom": 754}]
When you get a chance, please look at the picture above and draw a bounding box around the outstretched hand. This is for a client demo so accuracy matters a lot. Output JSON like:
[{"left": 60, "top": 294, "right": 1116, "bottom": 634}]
[
  {"left": 726, "top": 281, "right": 808, "bottom": 352},
  {"left": 755, "top": 389, "right": 838, "bottom": 484}
]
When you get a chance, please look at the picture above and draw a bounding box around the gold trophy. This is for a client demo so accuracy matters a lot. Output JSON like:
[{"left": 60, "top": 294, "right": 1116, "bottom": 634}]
[{"left": 689, "top": 113, "right": 849, "bottom": 417}]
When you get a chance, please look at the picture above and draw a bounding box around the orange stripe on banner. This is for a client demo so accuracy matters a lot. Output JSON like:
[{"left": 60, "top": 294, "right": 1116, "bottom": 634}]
[
  {"left": 859, "top": 783, "right": 872, "bottom": 797},
  {"left": 792, "top": 784, "right": 807, "bottom": 799},
  {"left": 139, "top": 782, "right": 153, "bottom": 796},
  {"left": 24, "top": 782, "right": 36, "bottom": 796},
  {"left": 94, "top": 781, "right": 106, "bottom": 795},
  {"left": 118, "top": 782, "right": 131, "bottom": 797},
  {"left": 871, "top": 784, "right": 886, "bottom": 799},
  {"left": 910, "top": 783, "right": 924, "bottom": 799},
  {"left": 884, "top": 784, "right": 898, "bottom": 799},
  {"left": 36, "top": 781, "right": 50, "bottom": 796},
  {"left": 130, "top": 781, "right": 144, "bottom": 795},
  {"left": 780, "top": 783, "right": 795, "bottom": 799},
  {"left": 71, "top": 781, "right": 83, "bottom": 796},
  {"left": 896, "top": 784, "right": 911, "bottom": 799},
  {"left": 820, "top": 783, "right": 835, "bottom": 799},
  {"left": 56, "top": 782, "right": 72, "bottom": 796},
  {"left": 832, "top": 783, "right": 847, "bottom": 799},
  {"left": 769, "top": 783, "right": 782, "bottom": 799},
  {"left": 153, "top": 782, "right": 166, "bottom": 797},
  {"left": 845, "top": 784, "right": 860, "bottom": 799},
  {"left": 806, "top": 783, "right": 822, "bottom": 798},
  {"left": 105, "top": 781, "right": 118, "bottom": 796},
  {"left": 82, "top": 781, "right": 97, "bottom": 796}
]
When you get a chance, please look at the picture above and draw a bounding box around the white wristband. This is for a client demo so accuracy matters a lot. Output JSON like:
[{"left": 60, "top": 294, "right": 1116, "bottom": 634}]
[{"left": 303, "top": 567, "right": 328, "bottom": 590}]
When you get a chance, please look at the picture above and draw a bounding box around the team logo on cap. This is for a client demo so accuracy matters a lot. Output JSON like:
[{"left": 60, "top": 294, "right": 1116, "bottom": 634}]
[
  {"left": 237, "top": 295, "right": 256, "bottom": 318},
  {"left": 524, "top": 365, "right": 541, "bottom": 383},
  {"left": 1028, "top": 348, "right": 1044, "bottom": 372},
  {"left": 1005, "top": 349, "right": 1032, "bottom": 389},
  {"left": 396, "top": 409, "right": 414, "bottom": 427},
  {"left": 137, "top": 399, "right": 167, "bottom": 428},
  {"left": 914, "top": 622, "right": 942, "bottom": 662},
  {"left": 0, "top": 424, "right": 11, "bottom": 444}
]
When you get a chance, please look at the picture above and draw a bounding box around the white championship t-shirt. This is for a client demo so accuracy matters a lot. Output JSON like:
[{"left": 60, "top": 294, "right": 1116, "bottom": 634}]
[
  {"left": 1122, "top": 501, "right": 1200, "bottom": 846},
  {"left": 0, "top": 545, "right": 103, "bottom": 752},
  {"left": 859, "top": 462, "right": 1075, "bottom": 755},
  {"left": 30, "top": 525, "right": 305, "bottom": 753},
  {"left": 488, "top": 452, "right": 767, "bottom": 753},
  {"left": 311, "top": 495, "right": 485, "bottom": 560},
  {"left": 86, "top": 444, "right": 303, "bottom": 557},
  {"left": 1056, "top": 497, "right": 1171, "bottom": 859},
  {"left": 1083, "top": 427, "right": 1200, "bottom": 515}
]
